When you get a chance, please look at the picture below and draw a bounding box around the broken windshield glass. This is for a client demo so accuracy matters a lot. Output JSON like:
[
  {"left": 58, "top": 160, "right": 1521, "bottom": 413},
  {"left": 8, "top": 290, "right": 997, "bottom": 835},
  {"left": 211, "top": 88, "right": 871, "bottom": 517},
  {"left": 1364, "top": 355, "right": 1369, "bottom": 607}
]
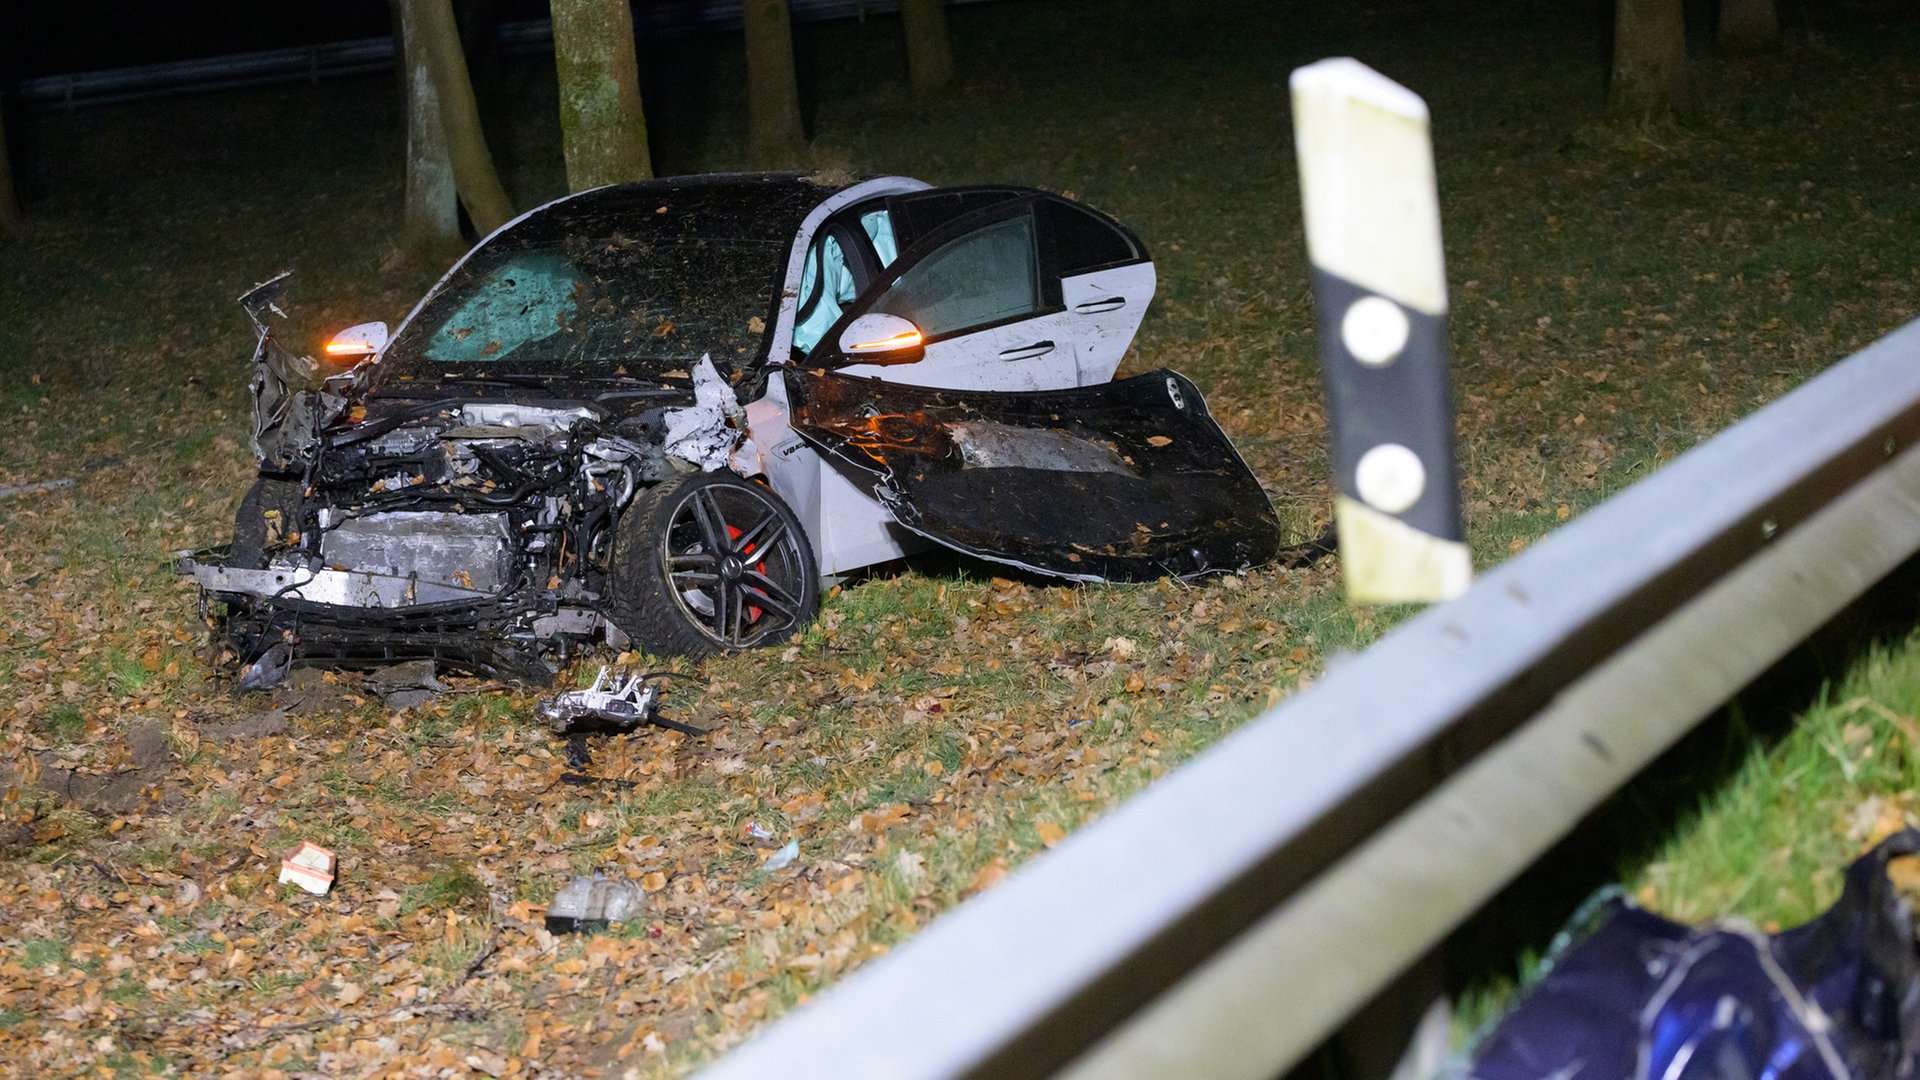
[{"left": 384, "top": 177, "right": 830, "bottom": 383}]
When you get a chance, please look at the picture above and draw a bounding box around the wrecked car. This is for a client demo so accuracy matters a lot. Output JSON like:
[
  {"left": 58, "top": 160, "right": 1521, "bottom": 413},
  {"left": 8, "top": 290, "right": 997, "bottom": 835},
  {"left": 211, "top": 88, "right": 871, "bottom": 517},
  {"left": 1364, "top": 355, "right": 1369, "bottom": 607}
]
[{"left": 181, "top": 173, "right": 1282, "bottom": 680}]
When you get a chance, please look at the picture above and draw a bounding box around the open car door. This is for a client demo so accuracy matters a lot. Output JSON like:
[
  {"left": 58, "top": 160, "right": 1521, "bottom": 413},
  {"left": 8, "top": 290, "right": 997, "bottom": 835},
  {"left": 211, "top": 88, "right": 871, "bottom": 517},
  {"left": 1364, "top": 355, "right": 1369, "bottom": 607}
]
[
  {"left": 801, "top": 188, "right": 1155, "bottom": 392},
  {"left": 785, "top": 367, "right": 1283, "bottom": 582}
]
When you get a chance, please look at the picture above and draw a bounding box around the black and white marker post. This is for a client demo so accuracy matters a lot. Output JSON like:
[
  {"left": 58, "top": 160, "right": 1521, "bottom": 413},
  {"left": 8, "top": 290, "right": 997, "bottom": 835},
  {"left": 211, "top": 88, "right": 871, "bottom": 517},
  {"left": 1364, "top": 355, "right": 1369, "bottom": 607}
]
[{"left": 1291, "top": 58, "right": 1471, "bottom": 604}]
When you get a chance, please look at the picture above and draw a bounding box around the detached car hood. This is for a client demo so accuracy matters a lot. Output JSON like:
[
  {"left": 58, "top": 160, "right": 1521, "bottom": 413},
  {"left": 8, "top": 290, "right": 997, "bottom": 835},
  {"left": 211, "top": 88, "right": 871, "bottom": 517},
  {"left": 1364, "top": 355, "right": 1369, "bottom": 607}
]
[{"left": 787, "top": 368, "right": 1283, "bottom": 581}]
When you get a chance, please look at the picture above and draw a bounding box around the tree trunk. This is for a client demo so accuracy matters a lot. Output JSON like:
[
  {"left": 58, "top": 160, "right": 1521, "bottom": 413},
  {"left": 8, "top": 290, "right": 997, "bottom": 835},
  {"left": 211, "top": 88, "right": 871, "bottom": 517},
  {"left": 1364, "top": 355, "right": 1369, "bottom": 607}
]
[
  {"left": 0, "top": 107, "right": 20, "bottom": 237},
  {"left": 552, "top": 0, "right": 652, "bottom": 191},
  {"left": 742, "top": 0, "right": 807, "bottom": 168},
  {"left": 454, "top": 0, "right": 503, "bottom": 124},
  {"left": 1718, "top": 0, "right": 1779, "bottom": 52},
  {"left": 1610, "top": 0, "right": 1688, "bottom": 117},
  {"left": 398, "top": 0, "right": 462, "bottom": 257},
  {"left": 900, "top": 0, "right": 954, "bottom": 98},
  {"left": 404, "top": 0, "right": 514, "bottom": 236}
]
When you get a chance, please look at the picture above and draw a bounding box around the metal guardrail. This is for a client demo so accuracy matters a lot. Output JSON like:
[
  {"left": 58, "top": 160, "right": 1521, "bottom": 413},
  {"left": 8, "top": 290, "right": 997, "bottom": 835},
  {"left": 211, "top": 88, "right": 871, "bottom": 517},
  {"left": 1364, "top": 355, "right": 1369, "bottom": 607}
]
[
  {"left": 691, "top": 314, "right": 1920, "bottom": 1080},
  {"left": 12, "top": 1, "right": 991, "bottom": 110}
]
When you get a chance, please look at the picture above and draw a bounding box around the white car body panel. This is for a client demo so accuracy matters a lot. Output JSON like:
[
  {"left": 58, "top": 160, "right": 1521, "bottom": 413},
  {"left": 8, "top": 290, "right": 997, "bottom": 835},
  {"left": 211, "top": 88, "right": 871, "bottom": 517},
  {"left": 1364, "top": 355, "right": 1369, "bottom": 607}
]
[
  {"left": 745, "top": 374, "right": 927, "bottom": 577},
  {"left": 744, "top": 176, "right": 1157, "bottom": 583},
  {"left": 836, "top": 307, "right": 1086, "bottom": 392},
  {"left": 1064, "top": 261, "right": 1157, "bottom": 383},
  {"left": 748, "top": 176, "right": 933, "bottom": 577}
]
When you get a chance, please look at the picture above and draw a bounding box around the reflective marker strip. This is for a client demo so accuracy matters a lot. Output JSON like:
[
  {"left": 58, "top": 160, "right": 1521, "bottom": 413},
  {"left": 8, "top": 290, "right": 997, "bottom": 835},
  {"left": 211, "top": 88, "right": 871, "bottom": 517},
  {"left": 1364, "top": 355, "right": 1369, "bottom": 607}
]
[{"left": 1292, "top": 58, "right": 1470, "bottom": 603}]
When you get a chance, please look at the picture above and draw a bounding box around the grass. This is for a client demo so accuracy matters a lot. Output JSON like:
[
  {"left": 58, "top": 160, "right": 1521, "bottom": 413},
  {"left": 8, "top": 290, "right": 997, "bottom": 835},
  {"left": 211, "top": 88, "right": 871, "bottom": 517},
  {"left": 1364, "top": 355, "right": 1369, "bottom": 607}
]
[
  {"left": 0, "top": 0, "right": 1917, "bottom": 1073},
  {"left": 18, "top": 938, "right": 68, "bottom": 970},
  {"left": 1631, "top": 633, "right": 1920, "bottom": 930}
]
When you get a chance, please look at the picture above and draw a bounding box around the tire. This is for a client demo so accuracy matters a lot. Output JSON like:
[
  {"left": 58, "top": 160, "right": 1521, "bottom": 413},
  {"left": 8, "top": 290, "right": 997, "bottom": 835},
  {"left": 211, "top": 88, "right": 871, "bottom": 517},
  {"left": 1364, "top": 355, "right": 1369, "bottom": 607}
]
[
  {"left": 607, "top": 472, "right": 820, "bottom": 658},
  {"left": 229, "top": 477, "right": 302, "bottom": 569}
]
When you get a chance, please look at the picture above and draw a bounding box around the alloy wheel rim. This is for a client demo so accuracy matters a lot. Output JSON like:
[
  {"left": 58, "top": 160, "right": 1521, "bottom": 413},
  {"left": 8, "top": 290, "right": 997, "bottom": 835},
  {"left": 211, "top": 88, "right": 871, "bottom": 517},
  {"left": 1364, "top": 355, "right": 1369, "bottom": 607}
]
[{"left": 662, "top": 485, "right": 807, "bottom": 647}]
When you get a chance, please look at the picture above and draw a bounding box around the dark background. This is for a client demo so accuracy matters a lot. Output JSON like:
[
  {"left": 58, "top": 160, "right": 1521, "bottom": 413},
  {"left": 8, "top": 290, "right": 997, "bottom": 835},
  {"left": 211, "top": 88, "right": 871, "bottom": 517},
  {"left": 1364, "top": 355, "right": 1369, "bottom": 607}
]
[{"left": 0, "top": 0, "right": 547, "bottom": 79}]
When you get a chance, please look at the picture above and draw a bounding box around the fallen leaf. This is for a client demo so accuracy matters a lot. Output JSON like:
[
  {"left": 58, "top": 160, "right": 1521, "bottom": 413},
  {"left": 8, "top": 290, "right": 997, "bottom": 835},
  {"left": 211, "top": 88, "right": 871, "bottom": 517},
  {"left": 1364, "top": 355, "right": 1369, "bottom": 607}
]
[
  {"left": 856, "top": 804, "right": 912, "bottom": 833},
  {"left": 965, "top": 858, "right": 1010, "bottom": 897}
]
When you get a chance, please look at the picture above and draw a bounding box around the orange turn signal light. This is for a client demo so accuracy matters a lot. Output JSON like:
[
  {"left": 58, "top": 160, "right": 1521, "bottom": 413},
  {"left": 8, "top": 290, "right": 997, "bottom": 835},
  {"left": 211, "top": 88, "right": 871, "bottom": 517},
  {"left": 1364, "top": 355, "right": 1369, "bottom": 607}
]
[{"left": 847, "top": 330, "right": 923, "bottom": 352}]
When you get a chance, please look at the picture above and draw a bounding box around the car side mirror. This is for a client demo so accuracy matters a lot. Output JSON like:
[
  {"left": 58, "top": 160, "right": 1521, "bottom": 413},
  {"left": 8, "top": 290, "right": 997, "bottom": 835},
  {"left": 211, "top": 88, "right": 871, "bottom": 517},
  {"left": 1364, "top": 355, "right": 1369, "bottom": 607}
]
[
  {"left": 836, "top": 312, "right": 925, "bottom": 365},
  {"left": 323, "top": 321, "right": 389, "bottom": 366}
]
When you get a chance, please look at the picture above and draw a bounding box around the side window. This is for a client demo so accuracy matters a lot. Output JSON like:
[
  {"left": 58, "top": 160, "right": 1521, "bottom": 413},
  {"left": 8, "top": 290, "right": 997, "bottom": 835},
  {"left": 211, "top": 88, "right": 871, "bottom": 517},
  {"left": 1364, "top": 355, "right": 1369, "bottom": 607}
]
[
  {"left": 1045, "top": 198, "right": 1143, "bottom": 275},
  {"left": 792, "top": 233, "right": 857, "bottom": 356},
  {"left": 873, "top": 215, "right": 1038, "bottom": 339},
  {"left": 860, "top": 209, "right": 899, "bottom": 268}
]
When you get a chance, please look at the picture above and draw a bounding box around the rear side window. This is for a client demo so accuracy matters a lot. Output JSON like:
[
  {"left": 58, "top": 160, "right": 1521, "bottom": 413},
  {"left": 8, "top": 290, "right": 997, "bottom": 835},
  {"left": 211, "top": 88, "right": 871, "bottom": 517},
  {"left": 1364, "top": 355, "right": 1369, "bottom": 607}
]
[
  {"left": 1045, "top": 198, "right": 1143, "bottom": 275},
  {"left": 873, "top": 215, "right": 1039, "bottom": 339}
]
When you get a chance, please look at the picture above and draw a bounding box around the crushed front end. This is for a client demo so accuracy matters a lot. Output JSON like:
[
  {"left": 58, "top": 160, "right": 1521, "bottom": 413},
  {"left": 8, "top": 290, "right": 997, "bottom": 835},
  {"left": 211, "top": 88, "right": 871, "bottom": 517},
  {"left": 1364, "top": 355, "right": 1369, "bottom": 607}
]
[{"left": 181, "top": 275, "right": 689, "bottom": 684}]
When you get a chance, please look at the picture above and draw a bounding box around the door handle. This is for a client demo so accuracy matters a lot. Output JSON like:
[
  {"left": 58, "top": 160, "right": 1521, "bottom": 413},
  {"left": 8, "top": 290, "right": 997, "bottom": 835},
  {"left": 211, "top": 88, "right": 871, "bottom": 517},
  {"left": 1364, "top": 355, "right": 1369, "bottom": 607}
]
[
  {"left": 997, "top": 340, "right": 1055, "bottom": 361},
  {"left": 1073, "top": 296, "right": 1127, "bottom": 314}
]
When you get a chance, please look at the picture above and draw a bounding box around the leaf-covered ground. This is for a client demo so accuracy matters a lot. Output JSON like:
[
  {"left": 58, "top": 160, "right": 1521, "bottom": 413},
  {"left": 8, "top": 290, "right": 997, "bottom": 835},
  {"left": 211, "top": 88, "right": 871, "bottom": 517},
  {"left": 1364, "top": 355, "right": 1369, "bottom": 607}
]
[{"left": 1, "top": 0, "right": 1918, "bottom": 1075}]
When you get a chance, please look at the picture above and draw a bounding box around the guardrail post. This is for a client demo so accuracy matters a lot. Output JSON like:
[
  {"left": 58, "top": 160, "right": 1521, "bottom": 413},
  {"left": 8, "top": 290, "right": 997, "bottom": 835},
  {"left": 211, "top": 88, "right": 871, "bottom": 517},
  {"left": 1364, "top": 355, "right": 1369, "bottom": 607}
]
[{"left": 1292, "top": 58, "right": 1469, "bottom": 604}]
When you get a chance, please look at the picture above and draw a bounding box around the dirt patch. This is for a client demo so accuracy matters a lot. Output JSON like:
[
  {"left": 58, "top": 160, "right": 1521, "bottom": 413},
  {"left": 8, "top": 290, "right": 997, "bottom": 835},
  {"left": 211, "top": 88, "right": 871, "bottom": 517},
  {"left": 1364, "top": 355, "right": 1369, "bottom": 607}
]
[
  {"left": 269, "top": 667, "right": 364, "bottom": 715},
  {"left": 197, "top": 708, "right": 289, "bottom": 742},
  {"left": 23, "top": 722, "right": 171, "bottom": 813}
]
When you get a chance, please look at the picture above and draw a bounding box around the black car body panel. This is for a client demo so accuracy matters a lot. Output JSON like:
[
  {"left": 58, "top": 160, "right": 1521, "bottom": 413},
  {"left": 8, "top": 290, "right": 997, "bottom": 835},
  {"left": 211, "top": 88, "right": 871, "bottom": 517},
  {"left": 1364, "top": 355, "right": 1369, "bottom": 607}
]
[{"left": 786, "top": 368, "right": 1283, "bottom": 581}]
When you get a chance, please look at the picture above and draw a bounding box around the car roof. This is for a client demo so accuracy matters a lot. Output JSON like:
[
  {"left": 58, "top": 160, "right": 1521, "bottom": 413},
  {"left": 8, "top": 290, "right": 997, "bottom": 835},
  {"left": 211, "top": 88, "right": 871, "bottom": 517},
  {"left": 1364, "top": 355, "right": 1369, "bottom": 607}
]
[
  {"left": 378, "top": 174, "right": 863, "bottom": 382},
  {"left": 489, "top": 172, "right": 853, "bottom": 250}
]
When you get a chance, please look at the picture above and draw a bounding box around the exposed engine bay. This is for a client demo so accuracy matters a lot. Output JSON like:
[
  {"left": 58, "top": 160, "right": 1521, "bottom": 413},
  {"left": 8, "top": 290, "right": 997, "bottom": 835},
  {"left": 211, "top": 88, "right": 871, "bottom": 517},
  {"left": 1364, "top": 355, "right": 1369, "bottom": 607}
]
[{"left": 181, "top": 274, "right": 695, "bottom": 681}]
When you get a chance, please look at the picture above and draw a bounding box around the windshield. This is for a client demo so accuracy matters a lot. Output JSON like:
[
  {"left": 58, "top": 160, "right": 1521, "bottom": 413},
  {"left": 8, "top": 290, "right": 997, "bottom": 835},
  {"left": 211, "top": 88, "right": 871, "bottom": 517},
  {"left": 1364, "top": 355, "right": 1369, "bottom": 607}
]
[{"left": 383, "top": 176, "right": 834, "bottom": 383}]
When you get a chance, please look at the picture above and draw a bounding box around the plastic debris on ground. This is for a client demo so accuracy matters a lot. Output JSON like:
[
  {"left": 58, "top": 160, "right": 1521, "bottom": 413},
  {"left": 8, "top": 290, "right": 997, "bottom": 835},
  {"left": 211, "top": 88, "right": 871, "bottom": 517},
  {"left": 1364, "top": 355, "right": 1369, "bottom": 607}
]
[
  {"left": 763, "top": 840, "right": 800, "bottom": 873},
  {"left": 1462, "top": 829, "right": 1920, "bottom": 1080},
  {"left": 278, "top": 841, "right": 337, "bottom": 895},
  {"left": 545, "top": 873, "right": 645, "bottom": 934}
]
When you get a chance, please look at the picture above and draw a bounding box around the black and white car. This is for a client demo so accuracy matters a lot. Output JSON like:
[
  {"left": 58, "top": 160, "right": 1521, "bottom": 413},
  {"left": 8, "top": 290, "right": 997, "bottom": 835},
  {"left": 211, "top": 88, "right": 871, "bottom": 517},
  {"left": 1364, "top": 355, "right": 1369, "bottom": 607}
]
[{"left": 182, "top": 173, "right": 1282, "bottom": 680}]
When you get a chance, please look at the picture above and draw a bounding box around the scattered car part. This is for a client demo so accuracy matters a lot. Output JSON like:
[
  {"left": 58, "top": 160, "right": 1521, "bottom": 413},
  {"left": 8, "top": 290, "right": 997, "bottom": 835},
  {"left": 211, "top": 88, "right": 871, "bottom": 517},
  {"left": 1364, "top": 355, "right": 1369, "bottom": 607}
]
[
  {"left": 238, "top": 640, "right": 294, "bottom": 692},
  {"left": 279, "top": 841, "right": 337, "bottom": 896},
  {"left": 181, "top": 173, "right": 1285, "bottom": 682},
  {"left": 546, "top": 873, "right": 645, "bottom": 934},
  {"left": 536, "top": 664, "right": 693, "bottom": 735},
  {"left": 0, "top": 477, "right": 75, "bottom": 500},
  {"left": 1463, "top": 830, "right": 1920, "bottom": 1080}
]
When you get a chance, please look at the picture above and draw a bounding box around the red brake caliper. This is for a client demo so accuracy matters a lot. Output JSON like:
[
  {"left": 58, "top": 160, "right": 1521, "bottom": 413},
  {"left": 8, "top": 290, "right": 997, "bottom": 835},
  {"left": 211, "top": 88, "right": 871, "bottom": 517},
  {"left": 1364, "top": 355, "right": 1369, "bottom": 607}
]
[{"left": 727, "top": 524, "right": 767, "bottom": 623}]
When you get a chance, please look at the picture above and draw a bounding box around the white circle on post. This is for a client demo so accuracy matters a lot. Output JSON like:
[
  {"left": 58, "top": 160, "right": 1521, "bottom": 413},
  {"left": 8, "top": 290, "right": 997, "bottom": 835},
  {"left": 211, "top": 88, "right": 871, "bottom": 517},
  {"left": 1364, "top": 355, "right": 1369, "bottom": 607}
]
[
  {"left": 1355, "top": 443, "right": 1426, "bottom": 515},
  {"left": 1341, "top": 296, "right": 1411, "bottom": 367}
]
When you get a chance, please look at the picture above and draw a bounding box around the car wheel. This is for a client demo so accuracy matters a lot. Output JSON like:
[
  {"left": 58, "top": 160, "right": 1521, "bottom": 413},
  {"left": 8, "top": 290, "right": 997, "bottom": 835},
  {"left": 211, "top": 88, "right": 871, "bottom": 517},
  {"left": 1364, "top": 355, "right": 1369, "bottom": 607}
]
[
  {"left": 229, "top": 478, "right": 302, "bottom": 569},
  {"left": 608, "top": 472, "right": 820, "bottom": 658}
]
